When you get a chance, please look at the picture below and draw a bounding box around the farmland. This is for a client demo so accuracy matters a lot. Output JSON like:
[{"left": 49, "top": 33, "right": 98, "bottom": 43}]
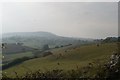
[{"left": 3, "top": 42, "right": 118, "bottom": 77}]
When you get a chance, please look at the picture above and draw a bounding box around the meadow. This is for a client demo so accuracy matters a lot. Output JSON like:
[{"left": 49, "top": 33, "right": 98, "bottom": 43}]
[
  {"left": 3, "top": 52, "right": 33, "bottom": 63},
  {"left": 3, "top": 42, "right": 118, "bottom": 77}
]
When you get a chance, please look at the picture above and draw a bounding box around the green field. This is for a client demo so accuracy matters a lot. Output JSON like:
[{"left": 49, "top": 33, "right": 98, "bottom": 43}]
[
  {"left": 3, "top": 42, "right": 118, "bottom": 77},
  {"left": 0, "top": 53, "right": 2, "bottom": 68},
  {"left": 3, "top": 52, "right": 34, "bottom": 63}
]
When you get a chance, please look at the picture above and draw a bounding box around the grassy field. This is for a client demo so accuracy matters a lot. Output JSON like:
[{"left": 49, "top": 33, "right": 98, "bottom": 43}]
[
  {"left": 3, "top": 52, "right": 34, "bottom": 63},
  {"left": 0, "top": 53, "right": 2, "bottom": 69},
  {"left": 3, "top": 42, "right": 118, "bottom": 77}
]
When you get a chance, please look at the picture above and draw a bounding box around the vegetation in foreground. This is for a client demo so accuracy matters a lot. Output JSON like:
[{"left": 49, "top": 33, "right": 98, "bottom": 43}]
[
  {"left": 1, "top": 37, "right": 120, "bottom": 79},
  {"left": 2, "top": 52, "right": 120, "bottom": 80}
]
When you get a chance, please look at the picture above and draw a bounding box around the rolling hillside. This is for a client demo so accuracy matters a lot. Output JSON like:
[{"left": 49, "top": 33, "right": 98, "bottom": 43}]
[
  {"left": 3, "top": 42, "right": 118, "bottom": 77},
  {"left": 2, "top": 32, "right": 93, "bottom": 48},
  {"left": 2, "top": 43, "right": 34, "bottom": 54}
]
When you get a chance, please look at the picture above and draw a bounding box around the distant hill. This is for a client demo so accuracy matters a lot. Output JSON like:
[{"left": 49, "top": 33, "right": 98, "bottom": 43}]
[
  {"left": 2, "top": 32, "right": 93, "bottom": 49},
  {"left": 2, "top": 31, "right": 58, "bottom": 38},
  {"left": 2, "top": 43, "right": 34, "bottom": 54}
]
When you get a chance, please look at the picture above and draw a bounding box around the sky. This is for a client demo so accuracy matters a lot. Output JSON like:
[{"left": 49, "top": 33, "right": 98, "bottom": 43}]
[{"left": 1, "top": 2, "right": 118, "bottom": 39}]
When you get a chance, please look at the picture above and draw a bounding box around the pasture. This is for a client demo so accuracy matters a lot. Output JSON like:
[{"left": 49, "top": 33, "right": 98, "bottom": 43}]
[{"left": 3, "top": 42, "right": 118, "bottom": 77}]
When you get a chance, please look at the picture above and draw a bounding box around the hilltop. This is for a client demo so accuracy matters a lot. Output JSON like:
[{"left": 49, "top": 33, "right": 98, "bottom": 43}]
[
  {"left": 2, "top": 31, "right": 58, "bottom": 38},
  {"left": 2, "top": 31, "right": 93, "bottom": 48}
]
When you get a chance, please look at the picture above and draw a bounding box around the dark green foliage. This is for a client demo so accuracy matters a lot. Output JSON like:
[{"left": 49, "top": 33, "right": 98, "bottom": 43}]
[
  {"left": 60, "top": 45, "right": 63, "bottom": 47},
  {"left": 55, "top": 46, "right": 59, "bottom": 48},
  {"left": 102, "top": 37, "right": 118, "bottom": 43},
  {"left": 118, "top": 37, "right": 120, "bottom": 42},
  {"left": 42, "top": 51, "right": 53, "bottom": 57},
  {"left": 42, "top": 44, "right": 49, "bottom": 51},
  {"left": 94, "top": 53, "right": 120, "bottom": 79}
]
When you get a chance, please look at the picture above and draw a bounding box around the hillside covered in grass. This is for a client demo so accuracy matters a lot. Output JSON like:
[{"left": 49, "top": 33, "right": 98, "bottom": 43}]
[{"left": 3, "top": 42, "right": 118, "bottom": 78}]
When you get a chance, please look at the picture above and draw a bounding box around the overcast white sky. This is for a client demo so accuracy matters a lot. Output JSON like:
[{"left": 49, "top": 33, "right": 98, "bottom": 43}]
[{"left": 1, "top": 2, "right": 118, "bottom": 39}]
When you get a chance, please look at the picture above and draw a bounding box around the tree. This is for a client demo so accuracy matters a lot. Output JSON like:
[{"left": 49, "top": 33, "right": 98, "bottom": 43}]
[{"left": 42, "top": 44, "right": 49, "bottom": 50}]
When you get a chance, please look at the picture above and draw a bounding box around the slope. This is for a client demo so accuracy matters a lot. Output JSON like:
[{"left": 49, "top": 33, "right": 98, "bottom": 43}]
[{"left": 3, "top": 42, "right": 118, "bottom": 77}]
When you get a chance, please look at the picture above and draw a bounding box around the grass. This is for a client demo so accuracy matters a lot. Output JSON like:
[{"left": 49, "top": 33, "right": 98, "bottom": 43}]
[
  {"left": 0, "top": 53, "right": 2, "bottom": 70},
  {"left": 0, "top": 52, "right": 2, "bottom": 60},
  {"left": 3, "top": 42, "right": 118, "bottom": 77},
  {"left": 3, "top": 52, "right": 34, "bottom": 63}
]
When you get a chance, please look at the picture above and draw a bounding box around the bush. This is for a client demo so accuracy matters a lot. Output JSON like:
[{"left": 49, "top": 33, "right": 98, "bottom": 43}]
[{"left": 42, "top": 44, "right": 49, "bottom": 51}]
